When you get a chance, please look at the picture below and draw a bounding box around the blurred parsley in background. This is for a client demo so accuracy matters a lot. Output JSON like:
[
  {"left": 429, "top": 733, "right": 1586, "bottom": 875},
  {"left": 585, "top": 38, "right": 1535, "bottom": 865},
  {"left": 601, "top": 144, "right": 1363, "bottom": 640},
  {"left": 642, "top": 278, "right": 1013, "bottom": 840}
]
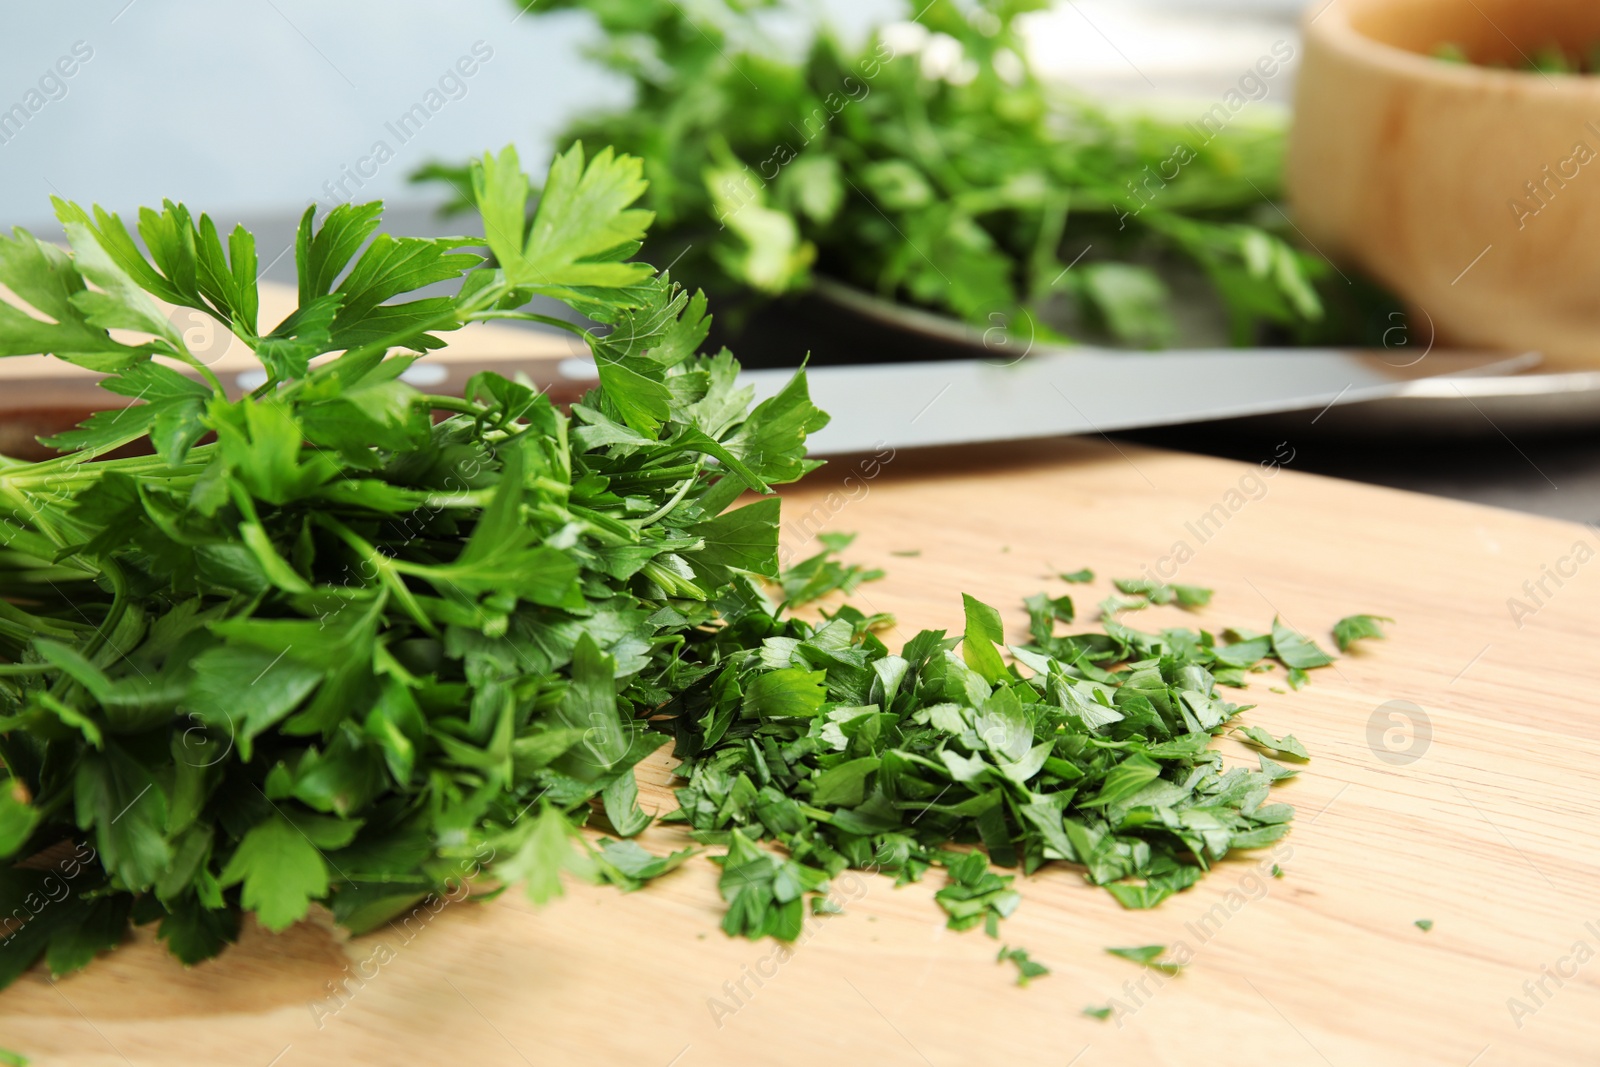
[{"left": 419, "top": 0, "right": 1395, "bottom": 350}]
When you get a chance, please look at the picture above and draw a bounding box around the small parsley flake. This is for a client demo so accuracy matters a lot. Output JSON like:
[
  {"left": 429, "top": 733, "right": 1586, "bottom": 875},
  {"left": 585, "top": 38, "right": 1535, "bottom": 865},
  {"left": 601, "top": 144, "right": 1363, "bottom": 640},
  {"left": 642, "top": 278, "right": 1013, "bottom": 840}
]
[
  {"left": 997, "top": 945, "right": 1050, "bottom": 986},
  {"left": 1106, "top": 945, "right": 1186, "bottom": 975},
  {"left": 1334, "top": 614, "right": 1393, "bottom": 652}
]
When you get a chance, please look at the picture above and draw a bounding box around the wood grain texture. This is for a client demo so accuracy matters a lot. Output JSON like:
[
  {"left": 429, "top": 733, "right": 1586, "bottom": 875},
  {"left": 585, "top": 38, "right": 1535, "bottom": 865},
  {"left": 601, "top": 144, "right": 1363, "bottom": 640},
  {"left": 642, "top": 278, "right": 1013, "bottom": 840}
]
[{"left": 4, "top": 437, "right": 1599, "bottom": 1067}]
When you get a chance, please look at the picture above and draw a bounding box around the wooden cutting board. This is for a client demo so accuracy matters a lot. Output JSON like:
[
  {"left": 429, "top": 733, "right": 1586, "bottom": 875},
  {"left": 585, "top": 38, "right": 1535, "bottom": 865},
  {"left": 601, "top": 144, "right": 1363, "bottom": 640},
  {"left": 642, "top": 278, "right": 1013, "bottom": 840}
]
[{"left": 4, "top": 436, "right": 1598, "bottom": 1067}]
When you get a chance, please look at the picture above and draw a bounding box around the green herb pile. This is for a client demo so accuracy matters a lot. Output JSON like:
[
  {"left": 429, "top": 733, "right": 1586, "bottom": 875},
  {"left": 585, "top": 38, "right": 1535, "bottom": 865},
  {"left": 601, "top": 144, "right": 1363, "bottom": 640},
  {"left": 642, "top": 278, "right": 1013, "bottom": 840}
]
[
  {"left": 0, "top": 139, "right": 1377, "bottom": 991},
  {"left": 659, "top": 576, "right": 1360, "bottom": 941},
  {"left": 0, "top": 142, "right": 829, "bottom": 985},
  {"left": 422, "top": 0, "right": 1333, "bottom": 348},
  {"left": 1433, "top": 40, "right": 1600, "bottom": 75}
]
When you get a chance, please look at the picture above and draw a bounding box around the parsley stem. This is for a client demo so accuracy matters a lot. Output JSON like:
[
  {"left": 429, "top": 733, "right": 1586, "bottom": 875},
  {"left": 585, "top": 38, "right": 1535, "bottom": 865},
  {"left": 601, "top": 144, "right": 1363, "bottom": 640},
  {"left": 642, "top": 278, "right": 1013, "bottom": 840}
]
[
  {"left": 637, "top": 457, "right": 704, "bottom": 525},
  {"left": 165, "top": 335, "right": 227, "bottom": 396},
  {"left": 466, "top": 310, "right": 592, "bottom": 339},
  {"left": 422, "top": 395, "right": 485, "bottom": 418},
  {"left": 313, "top": 514, "right": 434, "bottom": 633}
]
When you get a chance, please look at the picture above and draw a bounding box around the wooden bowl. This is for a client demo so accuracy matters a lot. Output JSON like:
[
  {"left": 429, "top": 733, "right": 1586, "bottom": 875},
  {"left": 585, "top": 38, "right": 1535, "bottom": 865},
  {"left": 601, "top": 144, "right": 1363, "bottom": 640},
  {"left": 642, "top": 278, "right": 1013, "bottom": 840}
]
[{"left": 1288, "top": 0, "right": 1600, "bottom": 369}]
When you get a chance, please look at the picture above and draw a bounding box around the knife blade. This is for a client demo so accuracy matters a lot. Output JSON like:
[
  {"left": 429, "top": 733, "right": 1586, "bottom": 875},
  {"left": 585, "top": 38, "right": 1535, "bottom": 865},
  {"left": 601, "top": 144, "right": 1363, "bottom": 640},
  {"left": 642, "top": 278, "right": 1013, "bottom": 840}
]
[
  {"left": 740, "top": 348, "right": 1539, "bottom": 455},
  {"left": 0, "top": 342, "right": 1536, "bottom": 461},
  {"left": 761, "top": 348, "right": 1536, "bottom": 454},
  {"left": 492, "top": 344, "right": 1536, "bottom": 453},
  {"left": 739, "top": 347, "right": 1536, "bottom": 454}
]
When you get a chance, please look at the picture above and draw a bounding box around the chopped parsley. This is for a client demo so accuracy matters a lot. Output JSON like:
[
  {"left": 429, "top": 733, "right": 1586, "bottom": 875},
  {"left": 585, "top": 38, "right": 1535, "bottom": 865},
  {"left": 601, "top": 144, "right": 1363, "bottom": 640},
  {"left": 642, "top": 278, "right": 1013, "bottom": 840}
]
[
  {"left": 1106, "top": 944, "right": 1186, "bottom": 975},
  {"left": 997, "top": 945, "right": 1050, "bottom": 986},
  {"left": 1333, "top": 614, "right": 1392, "bottom": 652}
]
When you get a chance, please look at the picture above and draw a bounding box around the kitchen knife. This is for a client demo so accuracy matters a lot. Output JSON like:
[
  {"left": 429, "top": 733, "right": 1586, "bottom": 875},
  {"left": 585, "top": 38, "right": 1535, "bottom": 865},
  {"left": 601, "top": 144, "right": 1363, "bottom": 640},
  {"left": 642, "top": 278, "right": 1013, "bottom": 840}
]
[
  {"left": 0, "top": 343, "right": 1535, "bottom": 460},
  {"left": 742, "top": 347, "right": 1540, "bottom": 455}
]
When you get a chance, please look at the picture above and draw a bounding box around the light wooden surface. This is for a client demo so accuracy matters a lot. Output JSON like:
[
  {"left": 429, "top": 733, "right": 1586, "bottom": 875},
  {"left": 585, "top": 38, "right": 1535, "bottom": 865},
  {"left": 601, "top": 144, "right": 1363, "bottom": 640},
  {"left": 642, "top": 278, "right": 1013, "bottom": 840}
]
[
  {"left": 5, "top": 436, "right": 1600, "bottom": 1066},
  {"left": 1289, "top": 0, "right": 1600, "bottom": 370}
]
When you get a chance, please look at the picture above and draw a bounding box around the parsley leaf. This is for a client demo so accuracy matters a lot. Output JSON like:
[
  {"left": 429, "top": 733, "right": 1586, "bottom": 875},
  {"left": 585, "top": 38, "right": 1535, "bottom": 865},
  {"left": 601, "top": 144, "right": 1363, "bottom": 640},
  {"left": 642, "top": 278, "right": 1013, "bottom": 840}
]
[
  {"left": 217, "top": 816, "right": 331, "bottom": 933},
  {"left": 997, "top": 945, "right": 1050, "bottom": 986},
  {"left": 1233, "top": 726, "right": 1311, "bottom": 762},
  {"left": 1271, "top": 617, "right": 1336, "bottom": 669},
  {"left": 1113, "top": 578, "right": 1213, "bottom": 610},
  {"left": 1107, "top": 944, "right": 1186, "bottom": 975},
  {"left": 779, "top": 533, "right": 883, "bottom": 606},
  {"left": 1333, "top": 614, "right": 1393, "bottom": 652}
]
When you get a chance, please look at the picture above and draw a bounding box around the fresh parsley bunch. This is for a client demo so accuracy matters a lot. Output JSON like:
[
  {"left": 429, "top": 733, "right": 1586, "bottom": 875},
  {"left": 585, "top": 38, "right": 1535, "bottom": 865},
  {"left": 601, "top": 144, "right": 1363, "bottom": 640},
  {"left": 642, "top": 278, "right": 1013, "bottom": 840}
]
[
  {"left": 437, "top": 0, "right": 1331, "bottom": 347},
  {"left": 0, "top": 143, "right": 827, "bottom": 986}
]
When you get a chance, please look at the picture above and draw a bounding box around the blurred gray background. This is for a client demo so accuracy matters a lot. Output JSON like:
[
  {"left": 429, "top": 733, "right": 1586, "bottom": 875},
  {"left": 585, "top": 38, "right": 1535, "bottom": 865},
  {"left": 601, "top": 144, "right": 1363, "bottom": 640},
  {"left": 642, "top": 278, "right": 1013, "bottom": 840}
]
[
  {"left": 10, "top": 0, "right": 1593, "bottom": 523},
  {"left": 0, "top": 0, "right": 1307, "bottom": 228},
  {"left": 3, "top": 0, "right": 634, "bottom": 228}
]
